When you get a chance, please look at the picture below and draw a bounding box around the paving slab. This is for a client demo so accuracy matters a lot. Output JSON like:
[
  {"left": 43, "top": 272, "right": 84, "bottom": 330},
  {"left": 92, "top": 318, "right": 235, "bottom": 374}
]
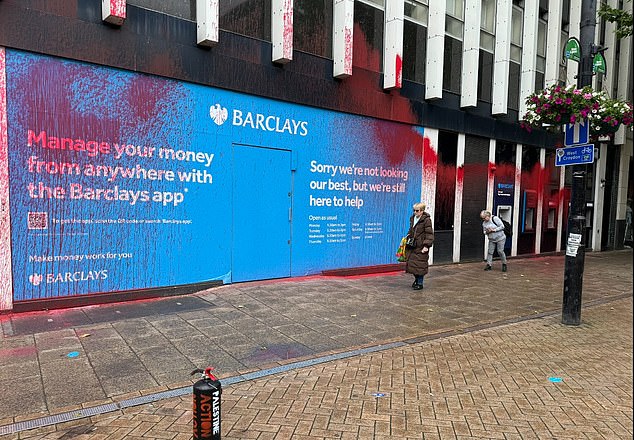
[{"left": 0, "top": 250, "right": 631, "bottom": 439}]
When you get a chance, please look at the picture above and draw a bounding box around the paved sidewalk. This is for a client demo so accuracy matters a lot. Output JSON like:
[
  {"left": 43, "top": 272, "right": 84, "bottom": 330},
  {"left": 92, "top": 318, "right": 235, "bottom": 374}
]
[{"left": 0, "top": 250, "right": 632, "bottom": 439}]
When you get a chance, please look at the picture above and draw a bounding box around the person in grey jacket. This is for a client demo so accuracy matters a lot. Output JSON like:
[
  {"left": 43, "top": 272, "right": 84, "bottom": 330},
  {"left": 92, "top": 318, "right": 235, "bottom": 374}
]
[{"left": 480, "top": 210, "right": 507, "bottom": 272}]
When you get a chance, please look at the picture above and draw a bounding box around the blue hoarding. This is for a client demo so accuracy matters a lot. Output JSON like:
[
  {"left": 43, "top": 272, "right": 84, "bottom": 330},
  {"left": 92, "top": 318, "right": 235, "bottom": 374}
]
[{"left": 6, "top": 50, "right": 424, "bottom": 301}]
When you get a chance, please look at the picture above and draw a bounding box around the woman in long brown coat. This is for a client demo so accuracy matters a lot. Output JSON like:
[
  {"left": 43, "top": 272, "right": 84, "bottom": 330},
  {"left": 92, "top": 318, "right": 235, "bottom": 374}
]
[{"left": 405, "top": 202, "right": 434, "bottom": 290}]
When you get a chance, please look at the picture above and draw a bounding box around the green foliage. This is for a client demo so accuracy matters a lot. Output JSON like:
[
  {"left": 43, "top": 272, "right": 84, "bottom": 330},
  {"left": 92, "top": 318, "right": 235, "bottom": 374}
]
[{"left": 599, "top": 1, "right": 633, "bottom": 39}]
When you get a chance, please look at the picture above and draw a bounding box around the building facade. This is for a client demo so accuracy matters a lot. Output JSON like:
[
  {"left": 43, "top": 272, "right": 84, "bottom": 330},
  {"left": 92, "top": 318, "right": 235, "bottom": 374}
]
[{"left": 0, "top": 0, "right": 632, "bottom": 311}]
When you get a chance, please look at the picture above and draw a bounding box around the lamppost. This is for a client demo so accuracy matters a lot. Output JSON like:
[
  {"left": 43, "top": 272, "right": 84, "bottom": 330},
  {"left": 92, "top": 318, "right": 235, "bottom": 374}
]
[{"left": 562, "top": 0, "right": 597, "bottom": 325}]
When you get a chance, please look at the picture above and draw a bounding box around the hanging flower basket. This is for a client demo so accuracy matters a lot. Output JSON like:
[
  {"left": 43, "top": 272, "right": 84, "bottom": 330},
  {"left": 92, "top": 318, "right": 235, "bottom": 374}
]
[{"left": 521, "top": 84, "right": 633, "bottom": 138}]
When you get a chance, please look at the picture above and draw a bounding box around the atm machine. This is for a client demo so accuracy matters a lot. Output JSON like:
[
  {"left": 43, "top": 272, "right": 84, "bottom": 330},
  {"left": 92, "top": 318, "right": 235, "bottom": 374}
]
[{"left": 494, "top": 182, "right": 514, "bottom": 251}]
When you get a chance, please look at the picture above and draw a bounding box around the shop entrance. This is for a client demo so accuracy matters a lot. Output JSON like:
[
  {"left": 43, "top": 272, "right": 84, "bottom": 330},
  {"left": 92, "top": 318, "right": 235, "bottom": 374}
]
[{"left": 231, "top": 144, "right": 292, "bottom": 282}]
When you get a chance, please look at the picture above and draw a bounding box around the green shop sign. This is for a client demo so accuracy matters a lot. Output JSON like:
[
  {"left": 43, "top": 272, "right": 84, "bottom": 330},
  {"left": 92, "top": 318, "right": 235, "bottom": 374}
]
[
  {"left": 593, "top": 52, "right": 607, "bottom": 74},
  {"left": 564, "top": 37, "right": 581, "bottom": 62}
]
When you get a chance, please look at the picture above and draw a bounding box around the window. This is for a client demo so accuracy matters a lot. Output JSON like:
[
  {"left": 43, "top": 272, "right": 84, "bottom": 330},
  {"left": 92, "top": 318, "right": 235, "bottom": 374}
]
[
  {"left": 481, "top": 0, "right": 496, "bottom": 35},
  {"left": 443, "top": 0, "right": 463, "bottom": 93},
  {"left": 220, "top": 0, "right": 271, "bottom": 41},
  {"left": 128, "top": 0, "right": 194, "bottom": 20},
  {"left": 446, "top": 0, "right": 464, "bottom": 39},
  {"left": 535, "top": 19, "right": 547, "bottom": 91},
  {"left": 508, "top": 5, "right": 523, "bottom": 110},
  {"left": 559, "top": 31, "right": 568, "bottom": 84},
  {"left": 508, "top": 61, "right": 521, "bottom": 110},
  {"left": 353, "top": 0, "right": 384, "bottom": 72},
  {"left": 443, "top": 37, "right": 462, "bottom": 93},
  {"left": 403, "top": 0, "right": 428, "bottom": 84},
  {"left": 404, "top": 0, "right": 428, "bottom": 25},
  {"left": 478, "top": 50, "right": 494, "bottom": 102},
  {"left": 479, "top": 0, "right": 496, "bottom": 102},
  {"left": 294, "top": 0, "right": 333, "bottom": 57},
  {"left": 446, "top": 0, "right": 464, "bottom": 20}
]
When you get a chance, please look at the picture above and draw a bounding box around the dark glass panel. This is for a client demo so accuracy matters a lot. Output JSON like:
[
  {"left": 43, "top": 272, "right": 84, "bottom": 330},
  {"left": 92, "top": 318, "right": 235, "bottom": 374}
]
[
  {"left": 477, "top": 50, "right": 493, "bottom": 102},
  {"left": 403, "top": 20, "right": 427, "bottom": 84},
  {"left": 220, "top": 0, "right": 271, "bottom": 41},
  {"left": 353, "top": 1, "right": 384, "bottom": 71},
  {"left": 442, "top": 37, "right": 462, "bottom": 93},
  {"left": 508, "top": 61, "right": 521, "bottom": 111},
  {"left": 128, "top": 0, "right": 194, "bottom": 20},
  {"left": 294, "top": 0, "right": 333, "bottom": 57}
]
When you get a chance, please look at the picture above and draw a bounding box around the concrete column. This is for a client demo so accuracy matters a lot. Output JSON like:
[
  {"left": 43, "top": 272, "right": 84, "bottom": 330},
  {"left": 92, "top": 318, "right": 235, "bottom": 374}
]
[
  {"left": 535, "top": 148, "right": 546, "bottom": 254},
  {"left": 483, "top": 139, "right": 496, "bottom": 260},
  {"left": 556, "top": 164, "right": 565, "bottom": 252},
  {"left": 492, "top": 0, "right": 512, "bottom": 115},
  {"left": 544, "top": 0, "right": 562, "bottom": 87},
  {"left": 519, "top": 1, "right": 539, "bottom": 118},
  {"left": 566, "top": 1, "right": 582, "bottom": 86},
  {"left": 102, "top": 0, "right": 126, "bottom": 25},
  {"left": 422, "top": 128, "right": 438, "bottom": 265},
  {"left": 333, "top": 0, "right": 354, "bottom": 78},
  {"left": 592, "top": 143, "right": 608, "bottom": 251},
  {"left": 614, "top": 0, "right": 632, "bottom": 146},
  {"left": 0, "top": 47, "right": 13, "bottom": 312},
  {"left": 384, "top": 0, "right": 404, "bottom": 89},
  {"left": 272, "top": 0, "right": 293, "bottom": 63},
  {"left": 196, "top": 0, "right": 219, "bottom": 47},
  {"left": 460, "top": 0, "right": 481, "bottom": 108},
  {"left": 512, "top": 143, "right": 523, "bottom": 257},
  {"left": 425, "top": 0, "right": 446, "bottom": 100},
  {"left": 454, "top": 134, "right": 466, "bottom": 263}
]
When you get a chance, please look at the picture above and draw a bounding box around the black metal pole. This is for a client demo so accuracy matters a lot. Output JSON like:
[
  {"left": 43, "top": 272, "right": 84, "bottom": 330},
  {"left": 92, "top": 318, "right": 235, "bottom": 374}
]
[{"left": 562, "top": 0, "right": 597, "bottom": 325}]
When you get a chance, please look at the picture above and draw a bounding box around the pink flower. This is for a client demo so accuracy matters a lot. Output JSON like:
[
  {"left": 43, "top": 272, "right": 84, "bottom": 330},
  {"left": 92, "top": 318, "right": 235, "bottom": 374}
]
[
  {"left": 584, "top": 93, "right": 592, "bottom": 99},
  {"left": 573, "top": 89, "right": 582, "bottom": 95},
  {"left": 566, "top": 98, "right": 573, "bottom": 105}
]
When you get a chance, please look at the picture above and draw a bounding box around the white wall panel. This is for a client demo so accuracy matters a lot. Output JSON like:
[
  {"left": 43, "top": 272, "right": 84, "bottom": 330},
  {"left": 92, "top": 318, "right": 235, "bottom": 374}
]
[
  {"left": 460, "top": 0, "right": 481, "bottom": 108},
  {"left": 102, "top": 0, "right": 126, "bottom": 25},
  {"left": 384, "top": 0, "right": 404, "bottom": 89},
  {"left": 492, "top": 0, "right": 512, "bottom": 115},
  {"left": 535, "top": 148, "right": 545, "bottom": 254},
  {"left": 566, "top": 1, "right": 581, "bottom": 86},
  {"left": 422, "top": 129, "right": 438, "bottom": 264},
  {"left": 333, "top": 0, "right": 354, "bottom": 78},
  {"left": 614, "top": 0, "right": 632, "bottom": 145},
  {"left": 272, "top": 0, "right": 293, "bottom": 63},
  {"left": 425, "top": 0, "right": 446, "bottom": 99},
  {"left": 0, "top": 47, "right": 13, "bottom": 311},
  {"left": 512, "top": 143, "right": 522, "bottom": 256},
  {"left": 544, "top": 0, "right": 562, "bottom": 87},
  {"left": 519, "top": 2, "right": 539, "bottom": 118},
  {"left": 454, "top": 134, "right": 466, "bottom": 263},
  {"left": 196, "top": 0, "right": 219, "bottom": 47}
]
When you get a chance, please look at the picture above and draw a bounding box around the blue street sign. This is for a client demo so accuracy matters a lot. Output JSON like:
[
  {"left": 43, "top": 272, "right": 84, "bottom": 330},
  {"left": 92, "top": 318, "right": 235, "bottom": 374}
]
[
  {"left": 555, "top": 144, "right": 595, "bottom": 166},
  {"left": 564, "top": 119, "right": 590, "bottom": 146}
]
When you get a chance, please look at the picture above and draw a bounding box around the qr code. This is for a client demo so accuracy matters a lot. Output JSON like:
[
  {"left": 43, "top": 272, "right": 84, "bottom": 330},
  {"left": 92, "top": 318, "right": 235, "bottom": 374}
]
[{"left": 28, "top": 212, "right": 48, "bottom": 230}]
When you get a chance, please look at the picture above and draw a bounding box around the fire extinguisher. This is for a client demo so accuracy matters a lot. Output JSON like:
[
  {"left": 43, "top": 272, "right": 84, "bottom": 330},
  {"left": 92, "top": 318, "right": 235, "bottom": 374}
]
[{"left": 191, "top": 367, "right": 222, "bottom": 439}]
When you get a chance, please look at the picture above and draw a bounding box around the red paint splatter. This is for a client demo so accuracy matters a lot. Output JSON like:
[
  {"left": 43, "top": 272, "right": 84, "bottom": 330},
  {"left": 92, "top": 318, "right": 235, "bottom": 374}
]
[
  {"left": 395, "top": 54, "right": 402, "bottom": 89},
  {"left": 342, "top": 25, "right": 416, "bottom": 124},
  {"left": 456, "top": 164, "right": 464, "bottom": 186},
  {"left": 111, "top": 0, "right": 127, "bottom": 19},
  {"left": 370, "top": 122, "right": 424, "bottom": 166},
  {"left": 422, "top": 136, "right": 437, "bottom": 178}
]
